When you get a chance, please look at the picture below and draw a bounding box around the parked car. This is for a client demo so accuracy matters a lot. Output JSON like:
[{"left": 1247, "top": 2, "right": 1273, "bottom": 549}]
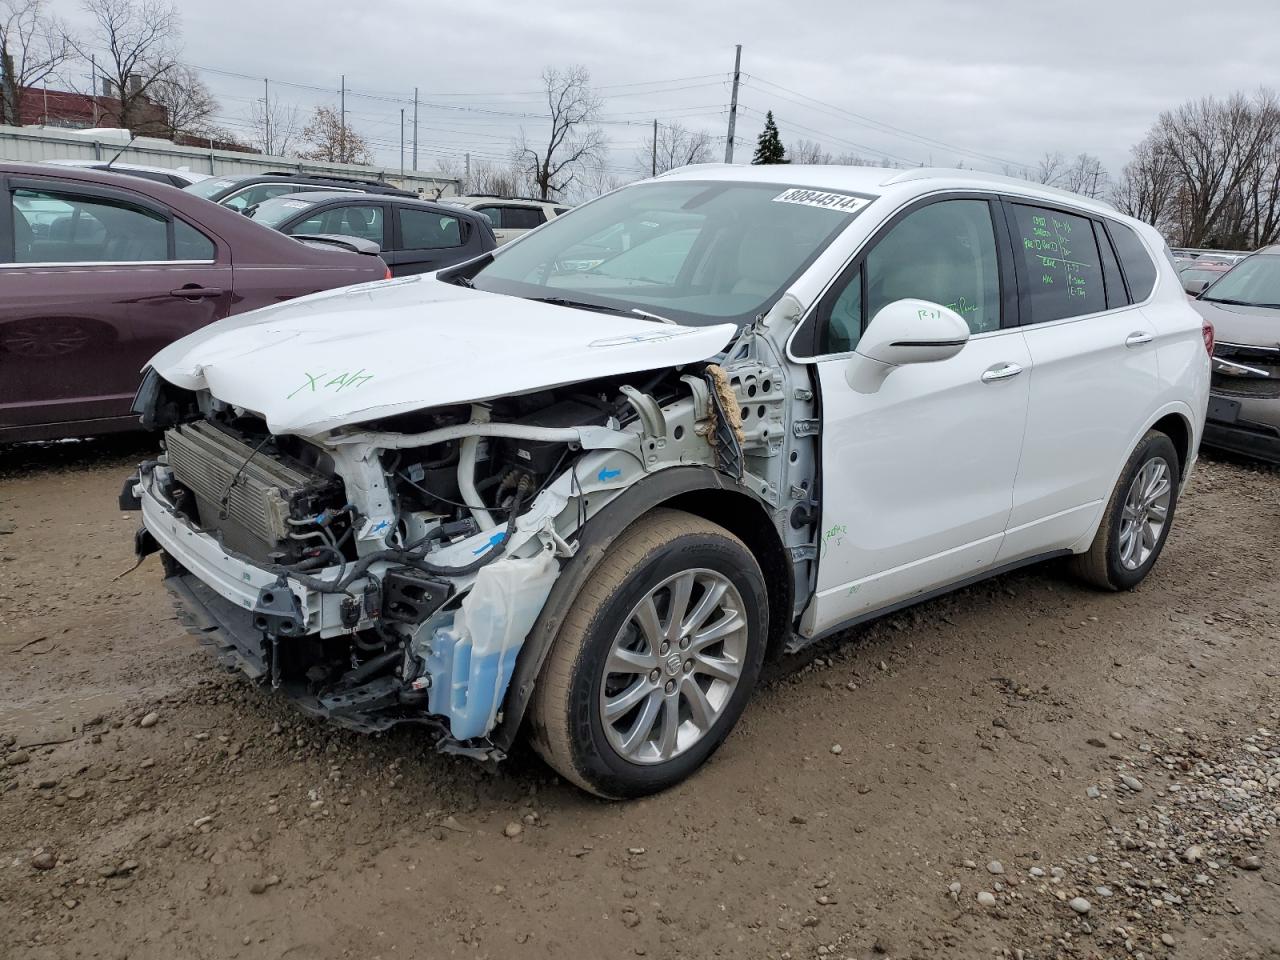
[
  {"left": 249, "top": 191, "right": 496, "bottom": 276},
  {"left": 1178, "top": 262, "right": 1232, "bottom": 296},
  {"left": 1191, "top": 246, "right": 1280, "bottom": 463},
  {"left": 44, "top": 158, "right": 211, "bottom": 188},
  {"left": 443, "top": 195, "right": 568, "bottom": 245},
  {"left": 185, "top": 172, "right": 415, "bottom": 214},
  {"left": 125, "top": 166, "right": 1209, "bottom": 797},
  {"left": 0, "top": 162, "right": 389, "bottom": 443}
]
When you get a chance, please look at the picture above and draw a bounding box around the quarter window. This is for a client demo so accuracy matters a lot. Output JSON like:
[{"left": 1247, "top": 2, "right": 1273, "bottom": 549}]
[
  {"left": 819, "top": 198, "right": 1000, "bottom": 353},
  {"left": 1108, "top": 220, "right": 1158, "bottom": 301},
  {"left": 10, "top": 187, "right": 167, "bottom": 263},
  {"left": 1009, "top": 204, "right": 1106, "bottom": 324},
  {"left": 399, "top": 208, "right": 464, "bottom": 249},
  {"left": 174, "top": 219, "right": 216, "bottom": 260}
]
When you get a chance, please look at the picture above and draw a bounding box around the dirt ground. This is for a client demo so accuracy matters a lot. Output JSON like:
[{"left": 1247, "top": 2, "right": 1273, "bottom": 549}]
[{"left": 1, "top": 436, "right": 1278, "bottom": 960}]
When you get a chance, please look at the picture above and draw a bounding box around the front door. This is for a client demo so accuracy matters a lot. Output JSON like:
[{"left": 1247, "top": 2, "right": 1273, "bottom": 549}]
[
  {"left": 801, "top": 196, "right": 1031, "bottom": 636},
  {"left": 0, "top": 179, "right": 233, "bottom": 435}
]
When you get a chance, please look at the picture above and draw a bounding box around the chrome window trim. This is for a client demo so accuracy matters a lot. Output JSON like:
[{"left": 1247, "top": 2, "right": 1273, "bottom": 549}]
[{"left": 0, "top": 259, "right": 218, "bottom": 268}]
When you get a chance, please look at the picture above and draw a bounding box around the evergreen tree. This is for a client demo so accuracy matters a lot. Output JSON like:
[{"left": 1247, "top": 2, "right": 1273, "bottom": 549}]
[{"left": 751, "top": 111, "right": 788, "bottom": 165}]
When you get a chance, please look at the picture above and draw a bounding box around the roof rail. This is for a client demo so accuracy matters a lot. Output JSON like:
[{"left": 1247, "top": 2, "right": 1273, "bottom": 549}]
[
  {"left": 464, "top": 194, "right": 554, "bottom": 204},
  {"left": 880, "top": 167, "right": 1118, "bottom": 212},
  {"left": 264, "top": 170, "right": 391, "bottom": 187}
]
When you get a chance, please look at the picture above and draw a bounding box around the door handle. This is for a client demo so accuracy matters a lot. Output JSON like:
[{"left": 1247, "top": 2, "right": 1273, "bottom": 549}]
[
  {"left": 981, "top": 362, "right": 1023, "bottom": 383},
  {"left": 170, "top": 286, "right": 224, "bottom": 299},
  {"left": 1125, "top": 331, "right": 1154, "bottom": 347}
]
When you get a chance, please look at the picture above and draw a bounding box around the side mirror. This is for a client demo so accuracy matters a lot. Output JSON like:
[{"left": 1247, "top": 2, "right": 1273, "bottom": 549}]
[
  {"left": 1183, "top": 279, "right": 1208, "bottom": 296},
  {"left": 855, "top": 298, "right": 970, "bottom": 366}
]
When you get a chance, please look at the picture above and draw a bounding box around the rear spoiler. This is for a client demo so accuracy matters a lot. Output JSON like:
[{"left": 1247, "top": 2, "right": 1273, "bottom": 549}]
[{"left": 295, "top": 234, "right": 382, "bottom": 256}]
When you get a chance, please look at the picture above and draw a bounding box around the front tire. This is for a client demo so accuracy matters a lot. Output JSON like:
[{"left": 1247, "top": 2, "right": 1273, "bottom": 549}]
[
  {"left": 1072, "top": 430, "right": 1181, "bottom": 590},
  {"left": 528, "top": 509, "right": 768, "bottom": 798}
]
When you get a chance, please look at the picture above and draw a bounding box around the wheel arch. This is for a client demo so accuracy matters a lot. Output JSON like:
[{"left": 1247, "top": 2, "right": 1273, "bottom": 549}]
[{"left": 491, "top": 465, "right": 790, "bottom": 751}]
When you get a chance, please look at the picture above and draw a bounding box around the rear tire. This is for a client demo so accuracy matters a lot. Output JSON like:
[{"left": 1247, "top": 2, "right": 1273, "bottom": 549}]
[
  {"left": 528, "top": 508, "right": 767, "bottom": 798},
  {"left": 1071, "top": 430, "right": 1180, "bottom": 591}
]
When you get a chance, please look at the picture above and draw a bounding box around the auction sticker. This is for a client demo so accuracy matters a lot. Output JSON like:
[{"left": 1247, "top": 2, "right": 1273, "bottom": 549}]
[{"left": 772, "top": 188, "right": 869, "bottom": 213}]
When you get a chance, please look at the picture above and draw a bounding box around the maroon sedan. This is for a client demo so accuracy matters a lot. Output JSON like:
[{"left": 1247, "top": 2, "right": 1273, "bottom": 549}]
[{"left": 1, "top": 162, "right": 389, "bottom": 442}]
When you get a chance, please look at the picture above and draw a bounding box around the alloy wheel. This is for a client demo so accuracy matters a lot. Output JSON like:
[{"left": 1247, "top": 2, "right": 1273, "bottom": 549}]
[
  {"left": 1118, "top": 456, "right": 1172, "bottom": 570},
  {"left": 599, "top": 569, "right": 748, "bottom": 764}
]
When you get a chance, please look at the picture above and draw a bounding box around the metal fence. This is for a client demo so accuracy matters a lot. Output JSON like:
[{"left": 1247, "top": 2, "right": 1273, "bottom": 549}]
[{"left": 0, "top": 125, "right": 459, "bottom": 196}]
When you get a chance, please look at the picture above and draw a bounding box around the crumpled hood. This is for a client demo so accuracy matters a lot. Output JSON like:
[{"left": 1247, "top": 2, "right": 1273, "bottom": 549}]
[
  {"left": 1192, "top": 298, "right": 1280, "bottom": 347},
  {"left": 148, "top": 274, "right": 738, "bottom": 435}
]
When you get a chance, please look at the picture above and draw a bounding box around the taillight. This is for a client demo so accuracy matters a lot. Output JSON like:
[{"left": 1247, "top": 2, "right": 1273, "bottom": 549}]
[
  {"left": 384, "top": 266, "right": 393, "bottom": 280},
  {"left": 1202, "top": 319, "right": 1215, "bottom": 356}
]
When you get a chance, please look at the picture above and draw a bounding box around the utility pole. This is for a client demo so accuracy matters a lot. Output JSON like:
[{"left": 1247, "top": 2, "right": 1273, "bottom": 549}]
[
  {"left": 724, "top": 44, "right": 742, "bottom": 164},
  {"left": 90, "top": 54, "right": 99, "bottom": 125},
  {"left": 263, "top": 78, "right": 271, "bottom": 154},
  {"left": 412, "top": 87, "right": 418, "bottom": 171},
  {"left": 465, "top": 152, "right": 471, "bottom": 191},
  {"left": 340, "top": 74, "right": 346, "bottom": 135},
  {"left": 399, "top": 108, "right": 405, "bottom": 177},
  {"left": 652, "top": 118, "right": 658, "bottom": 177}
]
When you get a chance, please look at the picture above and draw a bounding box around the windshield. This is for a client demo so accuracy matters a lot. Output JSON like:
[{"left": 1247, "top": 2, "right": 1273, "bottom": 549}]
[
  {"left": 251, "top": 195, "right": 320, "bottom": 228},
  {"left": 468, "top": 180, "right": 872, "bottom": 326},
  {"left": 184, "top": 176, "right": 243, "bottom": 200},
  {"left": 1201, "top": 254, "right": 1280, "bottom": 307}
]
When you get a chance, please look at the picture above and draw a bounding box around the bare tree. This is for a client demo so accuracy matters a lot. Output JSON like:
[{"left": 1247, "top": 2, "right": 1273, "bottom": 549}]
[
  {"left": 248, "top": 93, "right": 300, "bottom": 157},
  {"left": 637, "top": 121, "right": 713, "bottom": 174},
  {"left": 0, "top": 0, "right": 75, "bottom": 125},
  {"left": 147, "top": 64, "right": 215, "bottom": 139},
  {"left": 1112, "top": 134, "right": 1178, "bottom": 230},
  {"left": 73, "top": 0, "right": 180, "bottom": 132},
  {"left": 1155, "top": 91, "right": 1280, "bottom": 247},
  {"left": 1060, "top": 152, "right": 1110, "bottom": 199},
  {"left": 789, "top": 138, "right": 833, "bottom": 165},
  {"left": 515, "top": 65, "right": 606, "bottom": 200},
  {"left": 298, "top": 105, "right": 373, "bottom": 165},
  {"left": 1033, "top": 150, "right": 1066, "bottom": 186}
]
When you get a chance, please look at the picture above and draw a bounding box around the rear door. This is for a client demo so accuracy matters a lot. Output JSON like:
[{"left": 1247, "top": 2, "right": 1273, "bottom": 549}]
[
  {"left": 996, "top": 200, "right": 1160, "bottom": 562},
  {"left": 387, "top": 205, "right": 477, "bottom": 275},
  {"left": 0, "top": 175, "right": 232, "bottom": 436}
]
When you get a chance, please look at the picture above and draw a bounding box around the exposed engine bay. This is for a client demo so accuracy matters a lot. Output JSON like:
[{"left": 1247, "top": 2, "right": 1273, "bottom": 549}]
[{"left": 129, "top": 308, "right": 821, "bottom": 760}]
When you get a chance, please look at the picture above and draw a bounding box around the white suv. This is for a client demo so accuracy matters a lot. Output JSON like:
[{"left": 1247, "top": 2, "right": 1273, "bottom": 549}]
[
  {"left": 127, "top": 164, "right": 1210, "bottom": 798},
  {"left": 444, "top": 195, "right": 568, "bottom": 245}
]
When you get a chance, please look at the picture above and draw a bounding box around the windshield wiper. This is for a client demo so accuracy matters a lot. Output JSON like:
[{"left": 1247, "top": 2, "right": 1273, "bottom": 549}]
[
  {"left": 527, "top": 296, "right": 678, "bottom": 325},
  {"left": 1203, "top": 296, "right": 1257, "bottom": 306}
]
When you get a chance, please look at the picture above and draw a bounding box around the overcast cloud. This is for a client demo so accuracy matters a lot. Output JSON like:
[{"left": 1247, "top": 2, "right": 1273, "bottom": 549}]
[{"left": 54, "top": 0, "right": 1280, "bottom": 185}]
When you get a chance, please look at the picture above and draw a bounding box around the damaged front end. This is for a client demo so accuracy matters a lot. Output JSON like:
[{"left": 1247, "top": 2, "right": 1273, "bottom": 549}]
[{"left": 129, "top": 311, "right": 817, "bottom": 761}]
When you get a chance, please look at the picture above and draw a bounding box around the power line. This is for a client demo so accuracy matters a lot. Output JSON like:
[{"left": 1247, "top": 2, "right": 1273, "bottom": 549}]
[{"left": 742, "top": 73, "right": 1031, "bottom": 171}]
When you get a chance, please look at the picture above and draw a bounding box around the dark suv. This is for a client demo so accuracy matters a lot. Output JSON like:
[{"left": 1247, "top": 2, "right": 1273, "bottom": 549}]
[
  {"left": 185, "top": 172, "right": 415, "bottom": 213},
  {"left": 250, "top": 191, "right": 496, "bottom": 276},
  {"left": 1, "top": 162, "right": 389, "bottom": 443}
]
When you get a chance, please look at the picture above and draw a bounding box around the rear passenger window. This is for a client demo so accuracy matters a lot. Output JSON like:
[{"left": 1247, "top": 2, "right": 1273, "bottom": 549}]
[
  {"left": 474, "top": 206, "right": 502, "bottom": 228},
  {"left": 174, "top": 219, "right": 215, "bottom": 260},
  {"left": 1009, "top": 204, "right": 1107, "bottom": 323},
  {"left": 1108, "top": 221, "right": 1158, "bottom": 301},
  {"left": 399, "top": 208, "right": 463, "bottom": 249},
  {"left": 503, "top": 206, "right": 545, "bottom": 230}
]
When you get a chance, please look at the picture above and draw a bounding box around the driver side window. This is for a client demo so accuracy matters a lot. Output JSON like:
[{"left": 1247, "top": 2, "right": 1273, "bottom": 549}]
[{"left": 820, "top": 198, "right": 1001, "bottom": 353}]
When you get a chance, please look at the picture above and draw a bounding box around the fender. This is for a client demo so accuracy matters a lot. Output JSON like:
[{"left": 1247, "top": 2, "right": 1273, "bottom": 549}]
[{"left": 490, "top": 464, "right": 771, "bottom": 751}]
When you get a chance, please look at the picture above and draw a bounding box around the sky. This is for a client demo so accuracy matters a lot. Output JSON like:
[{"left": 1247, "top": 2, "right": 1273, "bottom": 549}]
[{"left": 49, "top": 0, "right": 1280, "bottom": 189}]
